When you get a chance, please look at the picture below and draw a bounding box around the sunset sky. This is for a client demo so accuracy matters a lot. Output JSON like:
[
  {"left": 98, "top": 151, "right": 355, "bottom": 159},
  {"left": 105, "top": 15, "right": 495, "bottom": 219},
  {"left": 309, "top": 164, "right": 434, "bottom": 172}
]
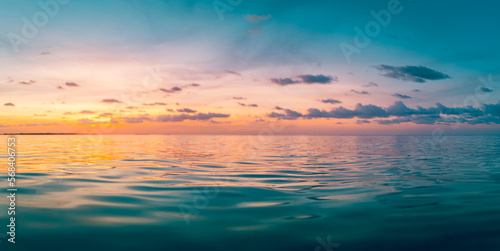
[{"left": 1, "top": 0, "right": 499, "bottom": 134}]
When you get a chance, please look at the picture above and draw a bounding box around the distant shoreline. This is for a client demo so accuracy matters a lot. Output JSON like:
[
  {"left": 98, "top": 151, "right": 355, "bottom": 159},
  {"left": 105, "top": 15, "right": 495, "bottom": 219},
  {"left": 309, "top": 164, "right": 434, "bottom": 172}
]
[
  {"left": 1, "top": 133, "right": 81, "bottom": 135},
  {"left": 2, "top": 133, "right": 500, "bottom": 136}
]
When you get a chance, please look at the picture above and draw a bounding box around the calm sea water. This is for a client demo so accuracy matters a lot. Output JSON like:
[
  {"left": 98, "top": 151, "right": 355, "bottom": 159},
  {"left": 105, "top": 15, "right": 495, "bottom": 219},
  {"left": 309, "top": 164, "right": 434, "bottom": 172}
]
[{"left": 1, "top": 135, "right": 500, "bottom": 251}]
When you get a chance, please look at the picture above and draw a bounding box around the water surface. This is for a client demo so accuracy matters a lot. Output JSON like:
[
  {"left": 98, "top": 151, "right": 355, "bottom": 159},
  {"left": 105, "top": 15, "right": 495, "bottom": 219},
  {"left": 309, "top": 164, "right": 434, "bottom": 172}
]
[{"left": 1, "top": 135, "right": 500, "bottom": 250}]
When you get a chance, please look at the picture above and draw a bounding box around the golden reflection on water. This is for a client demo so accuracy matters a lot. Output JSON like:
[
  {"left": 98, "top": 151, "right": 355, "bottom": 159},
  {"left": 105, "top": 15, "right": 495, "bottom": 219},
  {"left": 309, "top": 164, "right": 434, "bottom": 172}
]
[{"left": 0, "top": 135, "right": 390, "bottom": 212}]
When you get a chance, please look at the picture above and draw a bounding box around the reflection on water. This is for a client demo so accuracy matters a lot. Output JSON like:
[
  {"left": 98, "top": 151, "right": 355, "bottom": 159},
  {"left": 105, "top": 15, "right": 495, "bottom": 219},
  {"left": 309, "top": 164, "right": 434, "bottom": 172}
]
[{"left": 1, "top": 135, "right": 500, "bottom": 250}]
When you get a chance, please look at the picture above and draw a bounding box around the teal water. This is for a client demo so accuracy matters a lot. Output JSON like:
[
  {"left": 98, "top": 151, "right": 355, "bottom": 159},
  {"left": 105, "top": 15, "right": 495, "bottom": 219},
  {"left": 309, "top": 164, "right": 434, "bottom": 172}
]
[{"left": 1, "top": 135, "right": 500, "bottom": 250}]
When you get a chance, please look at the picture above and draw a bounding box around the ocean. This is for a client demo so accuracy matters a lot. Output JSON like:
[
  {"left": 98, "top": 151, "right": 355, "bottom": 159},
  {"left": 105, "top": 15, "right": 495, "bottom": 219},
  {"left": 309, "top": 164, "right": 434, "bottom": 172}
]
[{"left": 1, "top": 135, "right": 500, "bottom": 251}]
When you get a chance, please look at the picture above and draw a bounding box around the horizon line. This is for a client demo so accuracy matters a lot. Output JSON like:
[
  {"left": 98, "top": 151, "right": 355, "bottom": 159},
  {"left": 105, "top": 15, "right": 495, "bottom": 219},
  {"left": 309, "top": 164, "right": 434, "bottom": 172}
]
[{"left": 2, "top": 133, "right": 500, "bottom": 136}]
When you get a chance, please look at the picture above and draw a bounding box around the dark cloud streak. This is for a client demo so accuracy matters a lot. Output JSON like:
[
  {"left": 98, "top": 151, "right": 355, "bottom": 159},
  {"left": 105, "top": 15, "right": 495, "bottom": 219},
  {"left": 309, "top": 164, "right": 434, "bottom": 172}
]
[
  {"left": 375, "top": 65, "right": 450, "bottom": 83},
  {"left": 392, "top": 93, "right": 412, "bottom": 99},
  {"left": 320, "top": 99, "right": 342, "bottom": 104}
]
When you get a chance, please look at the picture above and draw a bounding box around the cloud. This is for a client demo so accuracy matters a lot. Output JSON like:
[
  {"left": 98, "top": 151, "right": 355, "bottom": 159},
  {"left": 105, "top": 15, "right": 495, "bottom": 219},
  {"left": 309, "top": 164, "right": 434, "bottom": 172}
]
[
  {"left": 19, "top": 80, "right": 37, "bottom": 85},
  {"left": 305, "top": 105, "right": 383, "bottom": 119},
  {"left": 121, "top": 115, "right": 153, "bottom": 124},
  {"left": 266, "top": 101, "right": 500, "bottom": 125},
  {"left": 375, "top": 65, "right": 451, "bottom": 83},
  {"left": 177, "top": 108, "right": 197, "bottom": 113},
  {"left": 351, "top": 89, "right": 369, "bottom": 95},
  {"left": 223, "top": 70, "right": 241, "bottom": 77},
  {"left": 356, "top": 120, "right": 371, "bottom": 124},
  {"left": 298, "top": 74, "right": 337, "bottom": 84},
  {"left": 362, "top": 82, "right": 378, "bottom": 88},
  {"left": 245, "top": 14, "right": 271, "bottom": 23},
  {"left": 143, "top": 102, "right": 167, "bottom": 106},
  {"left": 435, "top": 103, "right": 484, "bottom": 116},
  {"left": 63, "top": 112, "right": 74, "bottom": 115},
  {"left": 392, "top": 93, "right": 412, "bottom": 99},
  {"left": 101, "top": 99, "right": 122, "bottom": 103},
  {"left": 99, "top": 113, "right": 113, "bottom": 117},
  {"left": 320, "top": 99, "right": 342, "bottom": 104},
  {"left": 57, "top": 85, "right": 64, "bottom": 89},
  {"left": 412, "top": 89, "right": 422, "bottom": 92},
  {"left": 77, "top": 119, "right": 95, "bottom": 125},
  {"left": 160, "top": 87, "right": 182, "bottom": 93},
  {"left": 376, "top": 115, "right": 442, "bottom": 125},
  {"left": 156, "top": 113, "right": 230, "bottom": 122},
  {"left": 481, "top": 87, "right": 494, "bottom": 93},
  {"left": 271, "top": 78, "right": 301, "bottom": 86},
  {"left": 268, "top": 109, "right": 303, "bottom": 120},
  {"left": 385, "top": 101, "right": 425, "bottom": 117},
  {"left": 79, "top": 110, "right": 96, "bottom": 114},
  {"left": 233, "top": 97, "right": 246, "bottom": 100},
  {"left": 237, "top": 102, "right": 258, "bottom": 107},
  {"left": 274, "top": 106, "right": 284, "bottom": 110},
  {"left": 180, "top": 83, "right": 201, "bottom": 88},
  {"left": 209, "top": 120, "right": 224, "bottom": 124},
  {"left": 65, "top": 82, "right": 80, "bottom": 87},
  {"left": 40, "top": 52, "right": 50, "bottom": 55},
  {"left": 4, "top": 103, "right": 15, "bottom": 107},
  {"left": 271, "top": 74, "right": 336, "bottom": 86}
]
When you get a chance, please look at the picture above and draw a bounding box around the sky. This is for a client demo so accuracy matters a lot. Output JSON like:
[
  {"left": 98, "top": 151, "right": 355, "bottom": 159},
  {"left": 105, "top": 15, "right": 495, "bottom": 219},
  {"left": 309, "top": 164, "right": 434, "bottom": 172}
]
[{"left": 1, "top": 0, "right": 500, "bottom": 135}]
